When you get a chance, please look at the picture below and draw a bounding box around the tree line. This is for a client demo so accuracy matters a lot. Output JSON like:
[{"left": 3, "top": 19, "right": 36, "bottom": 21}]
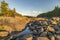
[
  {"left": 37, "top": 6, "right": 60, "bottom": 18},
  {"left": 0, "top": 0, "right": 21, "bottom": 17}
]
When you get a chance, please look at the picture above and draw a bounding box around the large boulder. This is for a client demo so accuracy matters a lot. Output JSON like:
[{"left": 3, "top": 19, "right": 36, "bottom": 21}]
[{"left": 47, "top": 26, "right": 55, "bottom": 32}]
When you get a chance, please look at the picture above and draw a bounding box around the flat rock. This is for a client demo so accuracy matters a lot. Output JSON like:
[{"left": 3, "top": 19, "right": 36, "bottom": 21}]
[
  {"left": 26, "top": 36, "right": 32, "bottom": 40},
  {"left": 0, "top": 31, "right": 8, "bottom": 37},
  {"left": 38, "top": 37, "right": 49, "bottom": 40}
]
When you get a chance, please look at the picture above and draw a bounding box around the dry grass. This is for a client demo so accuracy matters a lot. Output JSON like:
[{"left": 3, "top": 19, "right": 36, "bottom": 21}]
[{"left": 0, "top": 16, "right": 29, "bottom": 32}]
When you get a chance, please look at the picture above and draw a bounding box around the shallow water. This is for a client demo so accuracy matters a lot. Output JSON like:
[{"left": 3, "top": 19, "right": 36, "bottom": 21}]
[{"left": 10, "top": 27, "right": 32, "bottom": 40}]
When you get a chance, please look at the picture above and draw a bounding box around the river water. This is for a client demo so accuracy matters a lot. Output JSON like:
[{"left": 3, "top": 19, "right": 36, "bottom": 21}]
[
  {"left": 1, "top": 27, "right": 32, "bottom": 40},
  {"left": 8, "top": 27, "right": 32, "bottom": 40}
]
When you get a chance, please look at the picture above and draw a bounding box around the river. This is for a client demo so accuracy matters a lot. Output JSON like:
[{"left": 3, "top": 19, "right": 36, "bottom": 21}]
[{"left": 8, "top": 27, "right": 32, "bottom": 40}]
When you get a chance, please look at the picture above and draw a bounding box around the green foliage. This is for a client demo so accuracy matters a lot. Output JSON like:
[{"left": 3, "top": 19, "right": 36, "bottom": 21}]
[
  {"left": 1, "top": 0, "right": 8, "bottom": 16},
  {"left": 25, "top": 16, "right": 33, "bottom": 18},
  {"left": 37, "top": 6, "right": 60, "bottom": 18},
  {"left": 0, "top": 0, "right": 17, "bottom": 17},
  {"left": 8, "top": 10, "right": 15, "bottom": 17},
  {"left": 0, "top": 27, "right": 4, "bottom": 30}
]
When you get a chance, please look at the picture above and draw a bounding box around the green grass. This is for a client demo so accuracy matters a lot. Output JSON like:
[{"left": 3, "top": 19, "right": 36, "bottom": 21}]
[{"left": 0, "top": 27, "right": 4, "bottom": 30}]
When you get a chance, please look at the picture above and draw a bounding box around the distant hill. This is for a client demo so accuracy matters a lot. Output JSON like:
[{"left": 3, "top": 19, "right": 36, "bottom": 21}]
[
  {"left": 37, "top": 6, "right": 60, "bottom": 18},
  {"left": 24, "top": 15, "right": 35, "bottom": 18}
]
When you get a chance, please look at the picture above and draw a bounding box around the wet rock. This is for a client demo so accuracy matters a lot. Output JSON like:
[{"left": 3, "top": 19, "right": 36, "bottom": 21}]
[{"left": 40, "top": 32, "right": 47, "bottom": 37}]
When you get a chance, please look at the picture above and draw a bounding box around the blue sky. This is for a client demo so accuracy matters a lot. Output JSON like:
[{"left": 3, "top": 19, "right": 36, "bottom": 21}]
[{"left": 0, "top": 0, "right": 60, "bottom": 16}]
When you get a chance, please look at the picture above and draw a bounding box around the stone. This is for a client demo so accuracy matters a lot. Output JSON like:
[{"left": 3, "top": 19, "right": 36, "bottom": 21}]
[
  {"left": 47, "top": 26, "right": 55, "bottom": 32},
  {"left": 26, "top": 36, "right": 32, "bottom": 40},
  {"left": 50, "top": 36, "right": 55, "bottom": 40},
  {"left": 38, "top": 37, "right": 49, "bottom": 40},
  {"left": 26, "top": 18, "right": 60, "bottom": 40},
  {"left": 56, "top": 36, "right": 60, "bottom": 40},
  {"left": 0, "top": 31, "right": 8, "bottom": 37},
  {"left": 40, "top": 32, "right": 47, "bottom": 37}
]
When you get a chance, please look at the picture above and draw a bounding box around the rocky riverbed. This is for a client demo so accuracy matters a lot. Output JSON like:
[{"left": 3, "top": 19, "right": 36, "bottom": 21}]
[{"left": 0, "top": 17, "right": 60, "bottom": 40}]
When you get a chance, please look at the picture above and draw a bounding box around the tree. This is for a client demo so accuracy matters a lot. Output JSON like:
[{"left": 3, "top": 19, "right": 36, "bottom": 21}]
[
  {"left": 0, "top": 0, "right": 21, "bottom": 17},
  {"left": 1, "top": 0, "right": 8, "bottom": 16},
  {"left": 37, "top": 6, "right": 60, "bottom": 18}
]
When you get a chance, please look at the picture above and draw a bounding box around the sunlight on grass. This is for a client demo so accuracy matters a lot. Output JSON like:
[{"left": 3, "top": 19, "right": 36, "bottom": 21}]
[{"left": 0, "top": 27, "right": 4, "bottom": 30}]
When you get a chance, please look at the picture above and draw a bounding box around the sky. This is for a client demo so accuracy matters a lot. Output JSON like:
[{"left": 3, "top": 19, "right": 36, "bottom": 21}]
[{"left": 0, "top": 0, "right": 60, "bottom": 16}]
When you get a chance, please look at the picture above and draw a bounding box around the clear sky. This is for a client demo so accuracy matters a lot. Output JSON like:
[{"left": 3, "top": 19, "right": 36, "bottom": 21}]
[{"left": 0, "top": 0, "right": 60, "bottom": 16}]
